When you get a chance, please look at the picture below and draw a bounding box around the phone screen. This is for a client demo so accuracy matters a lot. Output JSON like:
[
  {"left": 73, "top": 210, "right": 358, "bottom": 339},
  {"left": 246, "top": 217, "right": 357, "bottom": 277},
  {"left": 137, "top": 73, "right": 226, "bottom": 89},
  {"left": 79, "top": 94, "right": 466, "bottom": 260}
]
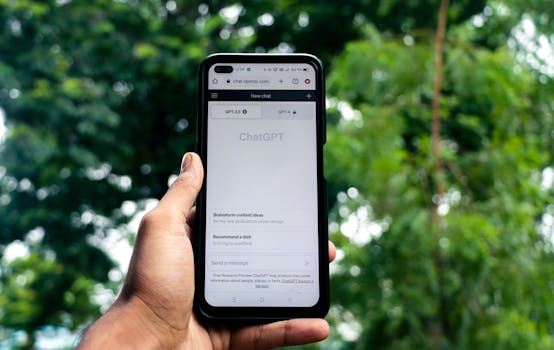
[{"left": 204, "top": 62, "right": 321, "bottom": 308}]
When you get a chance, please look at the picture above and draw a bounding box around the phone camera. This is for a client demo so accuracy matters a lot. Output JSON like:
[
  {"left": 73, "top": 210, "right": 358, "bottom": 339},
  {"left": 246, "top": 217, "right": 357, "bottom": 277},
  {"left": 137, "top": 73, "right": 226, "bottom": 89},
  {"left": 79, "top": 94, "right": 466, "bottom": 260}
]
[{"left": 214, "top": 65, "right": 233, "bottom": 73}]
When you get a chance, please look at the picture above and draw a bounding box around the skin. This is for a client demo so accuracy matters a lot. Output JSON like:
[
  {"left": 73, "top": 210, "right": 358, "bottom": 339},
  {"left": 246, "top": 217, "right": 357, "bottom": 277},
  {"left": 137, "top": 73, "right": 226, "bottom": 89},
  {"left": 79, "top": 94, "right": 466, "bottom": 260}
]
[{"left": 77, "top": 152, "right": 336, "bottom": 349}]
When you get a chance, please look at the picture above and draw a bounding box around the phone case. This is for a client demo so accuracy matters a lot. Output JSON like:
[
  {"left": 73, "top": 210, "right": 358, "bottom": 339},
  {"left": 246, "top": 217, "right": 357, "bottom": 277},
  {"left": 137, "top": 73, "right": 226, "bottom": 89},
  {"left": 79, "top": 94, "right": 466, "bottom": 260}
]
[{"left": 194, "top": 53, "right": 328, "bottom": 322}]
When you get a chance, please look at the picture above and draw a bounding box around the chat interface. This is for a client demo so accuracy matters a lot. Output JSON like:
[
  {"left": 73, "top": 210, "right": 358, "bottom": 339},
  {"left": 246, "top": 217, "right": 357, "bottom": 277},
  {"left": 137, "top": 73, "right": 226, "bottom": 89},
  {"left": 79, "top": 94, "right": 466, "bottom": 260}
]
[{"left": 205, "top": 63, "right": 319, "bottom": 307}]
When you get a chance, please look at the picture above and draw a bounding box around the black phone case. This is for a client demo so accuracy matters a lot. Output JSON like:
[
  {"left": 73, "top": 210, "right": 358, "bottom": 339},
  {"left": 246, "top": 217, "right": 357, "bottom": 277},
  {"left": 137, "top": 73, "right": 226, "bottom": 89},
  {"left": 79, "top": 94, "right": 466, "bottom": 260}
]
[{"left": 194, "top": 53, "right": 329, "bottom": 322}]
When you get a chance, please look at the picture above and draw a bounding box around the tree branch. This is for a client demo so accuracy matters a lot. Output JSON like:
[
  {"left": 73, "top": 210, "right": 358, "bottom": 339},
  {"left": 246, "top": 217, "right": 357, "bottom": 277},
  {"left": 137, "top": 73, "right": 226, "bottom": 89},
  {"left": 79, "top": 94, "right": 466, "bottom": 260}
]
[{"left": 432, "top": 0, "right": 449, "bottom": 216}]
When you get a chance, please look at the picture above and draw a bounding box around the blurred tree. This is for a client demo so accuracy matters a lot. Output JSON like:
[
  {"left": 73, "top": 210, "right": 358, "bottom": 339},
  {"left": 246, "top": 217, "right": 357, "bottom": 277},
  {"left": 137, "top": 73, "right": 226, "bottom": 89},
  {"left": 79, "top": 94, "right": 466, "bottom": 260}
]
[
  {"left": 0, "top": 2, "right": 209, "bottom": 347},
  {"left": 1, "top": 0, "right": 551, "bottom": 349},
  {"left": 325, "top": 0, "right": 554, "bottom": 348},
  {"left": 2, "top": 0, "right": 481, "bottom": 346},
  {"left": 237, "top": 0, "right": 485, "bottom": 65}
]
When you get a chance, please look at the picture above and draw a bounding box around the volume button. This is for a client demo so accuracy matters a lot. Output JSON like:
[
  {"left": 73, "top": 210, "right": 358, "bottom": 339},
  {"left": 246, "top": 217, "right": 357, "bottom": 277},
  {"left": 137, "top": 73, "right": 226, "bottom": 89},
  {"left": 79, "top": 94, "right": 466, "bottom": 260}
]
[{"left": 322, "top": 110, "right": 327, "bottom": 144}]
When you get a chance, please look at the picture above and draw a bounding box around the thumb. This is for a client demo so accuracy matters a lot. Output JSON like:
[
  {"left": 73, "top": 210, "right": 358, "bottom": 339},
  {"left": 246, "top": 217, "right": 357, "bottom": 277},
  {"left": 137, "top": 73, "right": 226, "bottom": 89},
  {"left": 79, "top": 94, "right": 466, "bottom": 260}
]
[{"left": 157, "top": 152, "right": 204, "bottom": 219}]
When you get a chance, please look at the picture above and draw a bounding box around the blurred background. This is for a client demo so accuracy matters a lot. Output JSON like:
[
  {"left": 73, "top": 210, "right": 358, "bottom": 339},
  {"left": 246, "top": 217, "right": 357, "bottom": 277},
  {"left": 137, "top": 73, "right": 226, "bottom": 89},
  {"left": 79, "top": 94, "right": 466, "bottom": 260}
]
[{"left": 1, "top": 0, "right": 553, "bottom": 349}]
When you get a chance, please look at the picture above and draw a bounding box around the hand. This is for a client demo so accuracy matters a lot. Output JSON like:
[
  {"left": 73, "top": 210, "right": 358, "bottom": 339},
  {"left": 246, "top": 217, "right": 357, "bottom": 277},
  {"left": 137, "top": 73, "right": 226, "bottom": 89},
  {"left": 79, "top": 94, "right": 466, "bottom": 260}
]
[{"left": 77, "top": 152, "right": 337, "bottom": 349}]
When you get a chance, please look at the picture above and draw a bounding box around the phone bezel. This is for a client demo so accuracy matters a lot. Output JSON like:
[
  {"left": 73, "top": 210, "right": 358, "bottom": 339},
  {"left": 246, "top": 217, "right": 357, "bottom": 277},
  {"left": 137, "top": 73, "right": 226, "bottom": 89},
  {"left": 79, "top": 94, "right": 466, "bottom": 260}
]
[{"left": 195, "top": 53, "right": 329, "bottom": 321}]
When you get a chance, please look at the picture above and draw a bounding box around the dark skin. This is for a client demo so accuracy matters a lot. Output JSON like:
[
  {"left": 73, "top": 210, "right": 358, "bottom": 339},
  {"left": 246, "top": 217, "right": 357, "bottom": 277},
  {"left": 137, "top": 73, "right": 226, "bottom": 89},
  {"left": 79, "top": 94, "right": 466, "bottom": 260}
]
[{"left": 77, "top": 152, "right": 336, "bottom": 349}]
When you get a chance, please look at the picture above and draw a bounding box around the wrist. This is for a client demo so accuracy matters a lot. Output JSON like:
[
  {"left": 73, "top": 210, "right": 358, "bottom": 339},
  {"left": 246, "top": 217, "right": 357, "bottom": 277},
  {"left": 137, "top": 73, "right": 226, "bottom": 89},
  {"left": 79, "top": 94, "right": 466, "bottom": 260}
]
[{"left": 77, "top": 296, "right": 185, "bottom": 350}]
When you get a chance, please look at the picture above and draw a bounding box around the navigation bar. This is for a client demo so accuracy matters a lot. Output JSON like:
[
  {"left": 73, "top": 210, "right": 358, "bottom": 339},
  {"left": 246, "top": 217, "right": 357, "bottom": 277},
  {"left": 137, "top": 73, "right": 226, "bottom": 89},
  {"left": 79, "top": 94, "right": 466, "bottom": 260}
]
[{"left": 208, "top": 90, "right": 317, "bottom": 101}]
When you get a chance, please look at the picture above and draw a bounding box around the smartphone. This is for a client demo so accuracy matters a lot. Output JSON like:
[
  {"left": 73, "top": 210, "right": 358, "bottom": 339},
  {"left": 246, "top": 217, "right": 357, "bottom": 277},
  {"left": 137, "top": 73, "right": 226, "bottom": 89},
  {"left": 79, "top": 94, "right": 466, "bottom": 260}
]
[{"left": 195, "top": 54, "right": 328, "bottom": 321}]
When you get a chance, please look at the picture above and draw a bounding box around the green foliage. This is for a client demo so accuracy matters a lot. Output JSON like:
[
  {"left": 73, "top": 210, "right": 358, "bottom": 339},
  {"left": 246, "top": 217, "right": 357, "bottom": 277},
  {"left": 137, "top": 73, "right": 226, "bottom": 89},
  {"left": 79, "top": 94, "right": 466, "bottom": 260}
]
[
  {"left": 0, "top": 0, "right": 208, "bottom": 343},
  {"left": 326, "top": 13, "right": 554, "bottom": 350},
  {"left": 0, "top": 252, "right": 99, "bottom": 332},
  {"left": 1, "top": 0, "right": 554, "bottom": 349},
  {"left": 0, "top": 0, "right": 372, "bottom": 345}
]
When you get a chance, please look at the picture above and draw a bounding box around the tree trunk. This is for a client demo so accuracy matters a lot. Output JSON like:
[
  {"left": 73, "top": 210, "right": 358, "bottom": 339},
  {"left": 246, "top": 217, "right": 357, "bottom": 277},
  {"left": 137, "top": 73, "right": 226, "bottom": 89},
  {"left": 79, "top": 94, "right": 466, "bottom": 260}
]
[
  {"left": 22, "top": 330, "right": 36, "bottom": 350},
  {"left": 431, "top": 0, "right": 449, "bottom": 348}
]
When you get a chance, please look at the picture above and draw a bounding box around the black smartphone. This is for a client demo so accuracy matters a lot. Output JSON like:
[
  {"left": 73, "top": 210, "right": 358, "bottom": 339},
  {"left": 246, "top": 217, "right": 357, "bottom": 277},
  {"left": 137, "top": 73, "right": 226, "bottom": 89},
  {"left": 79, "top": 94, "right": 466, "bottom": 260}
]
[{"left": 195, "top": 53, "right": 328, "bottom": 321}]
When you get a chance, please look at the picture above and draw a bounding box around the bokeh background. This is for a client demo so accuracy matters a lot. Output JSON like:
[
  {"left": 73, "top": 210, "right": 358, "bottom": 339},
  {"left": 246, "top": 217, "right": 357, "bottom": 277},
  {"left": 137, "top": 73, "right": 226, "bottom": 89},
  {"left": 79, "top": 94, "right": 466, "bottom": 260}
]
[{"left": 1, "top": 0, "right": 554, "bottom": 349}]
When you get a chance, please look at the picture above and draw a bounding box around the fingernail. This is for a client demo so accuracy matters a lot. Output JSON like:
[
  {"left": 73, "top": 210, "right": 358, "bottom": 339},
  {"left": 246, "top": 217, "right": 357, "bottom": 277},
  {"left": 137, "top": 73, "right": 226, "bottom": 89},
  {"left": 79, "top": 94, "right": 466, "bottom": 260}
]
[{"left": 181, "top": 153, "right": 192, "bottom": 173}]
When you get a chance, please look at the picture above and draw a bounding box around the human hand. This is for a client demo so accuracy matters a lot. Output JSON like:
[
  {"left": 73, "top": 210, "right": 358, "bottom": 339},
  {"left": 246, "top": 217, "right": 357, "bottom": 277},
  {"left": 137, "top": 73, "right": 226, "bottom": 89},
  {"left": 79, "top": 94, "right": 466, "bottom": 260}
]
[{"left": 77, "top": 152, "right": 336, "bottom": 349}]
